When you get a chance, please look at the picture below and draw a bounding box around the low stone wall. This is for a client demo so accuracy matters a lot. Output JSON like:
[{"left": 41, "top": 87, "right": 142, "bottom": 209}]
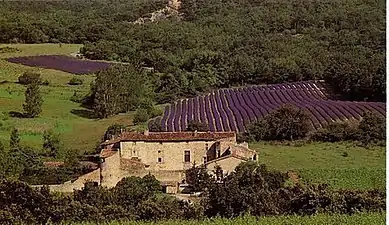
[{"left": 32, "top": 168, "right": 100, "bottom": 192}]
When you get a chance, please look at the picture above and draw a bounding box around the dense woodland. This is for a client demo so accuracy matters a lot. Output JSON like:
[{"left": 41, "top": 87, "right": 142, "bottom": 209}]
[{"left": 0, "top": 0, "right": 385, "bottom": 104}]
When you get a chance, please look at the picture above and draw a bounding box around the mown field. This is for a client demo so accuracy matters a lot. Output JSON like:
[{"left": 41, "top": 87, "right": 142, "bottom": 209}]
[
  {"left": 74, "top": 213, "right": 385, "bottom": 225},
  {"left": 251, "top": 142, "right": 385, "bottom": 190},
  {"left": 0, "top": 44, "right": 134, "bottom": 154}
]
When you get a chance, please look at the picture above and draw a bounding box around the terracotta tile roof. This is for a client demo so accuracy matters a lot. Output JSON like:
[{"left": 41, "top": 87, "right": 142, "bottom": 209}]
[{"left": 119, "top": 131, "right": 236, "bottom": 142}]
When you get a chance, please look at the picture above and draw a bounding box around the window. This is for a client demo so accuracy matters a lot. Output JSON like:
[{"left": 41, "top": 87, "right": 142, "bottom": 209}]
[
  {"left": 158, "top": 157, "right": 162, "bottom": 163},
  {"left": 184, "top": 150, "right": 190, "bottom": 162},
  {"left": 159, "top": 142, "right": 163, "bottom": 145},
  {"left": 158, "top": 150, "right": 161, "bottom": 154},
  {"left": 253, "top": 154, "right": 257, "bottom": 161},
  {"left": 205, "top": 143, "right": 209, "bottom": 151}
]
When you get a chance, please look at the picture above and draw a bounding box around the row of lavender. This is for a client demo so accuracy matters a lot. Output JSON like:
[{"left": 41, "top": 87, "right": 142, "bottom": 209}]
[
  {"left": 150, "top": 81, "right": 386, "bottom": 132},
  {"left": 7, "top": 55, "right": 111, "bottom": 74}
]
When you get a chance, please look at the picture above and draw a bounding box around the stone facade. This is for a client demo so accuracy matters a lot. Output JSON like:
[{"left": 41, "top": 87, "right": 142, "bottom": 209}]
[
  {"left": 119, "top": 137, "right": 236, "bottom": 171},
  {"left": 41, "top": 132, "right": 257, "bottom": 193},
  {"left": 98, "top": 131, "right": 257, "bottom": 193}
]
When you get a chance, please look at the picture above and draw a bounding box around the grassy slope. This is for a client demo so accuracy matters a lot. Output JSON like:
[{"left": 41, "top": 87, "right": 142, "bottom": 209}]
[
  {"left": 0, "top": 44, "right": 134, "bottom": 154},
  {"left": 250, "top": 142, "right": 385, "bottom": 190},
  {"left": 74, "top": 212, "right": 385, "bottom": 225}
]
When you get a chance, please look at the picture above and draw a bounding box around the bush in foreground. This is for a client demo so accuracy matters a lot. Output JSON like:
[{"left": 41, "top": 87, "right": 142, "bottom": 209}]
[{"left": 0, "top": 163, "right": 385, "bottom": 224}]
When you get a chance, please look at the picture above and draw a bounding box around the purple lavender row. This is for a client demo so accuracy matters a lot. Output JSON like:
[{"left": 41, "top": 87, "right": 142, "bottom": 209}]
[
  {"left": 187, "top": 98, "right": 194, "bottom": 123},
  {"left": 209, "top": 93, "right": 223, "bottom": 131},
  {"left": 166, "top": 103, "right": 175, "bottom": 131},
  {"left": 218, "top": 89, "right": 237, "bottom": 131},
  {"left": 224, "top": 89, "right": 245, "bottom": 132},
  {"left": 199, "top": 96, "right": 207, "bottom": 125},
  {"left": 204, "top": 95, "right": 216, "bottom": 132},
  {"left": 214, "top": 90, "right": 231, "bottom": 131},
  {"left": 180, "top": 99, "right": 188, "bottom": 131},
  {"left": 161, "top": 105, "right": 170, "bottom": 131},
  {"left": 173, "top": 100, "right": 182, "bottom": 132}
]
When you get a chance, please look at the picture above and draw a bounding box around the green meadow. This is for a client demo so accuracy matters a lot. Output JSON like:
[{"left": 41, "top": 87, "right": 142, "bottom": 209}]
[
  {"left": 0, "top": 44, "right": 134, "bottom": 154},
  {"left": 73, "top": 212, "right": 385, "bottom": 225},
  {"left": 251, "top": 142, "right": 385, "bottom": 190}
]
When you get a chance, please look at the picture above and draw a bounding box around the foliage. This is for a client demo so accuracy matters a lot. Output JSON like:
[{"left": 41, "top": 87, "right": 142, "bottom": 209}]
[
  {"left": 358, "top": 111, "right": 385, "bottom": 144},
  {"left": 148, "top": 117, "right": 163, "bottom": 132},
  {"left": 9, "top": 127, "right": 20, "bottom": 150},
  {"left": 311, "top": 112, "right": 385, "bottom": 144},
  {"left": 133, "top": 108, "right": 150, "bottom": 125},
  {"left": 49, "top": 213, "right": 387, "bottom": 225},
  {"left": 0, "top": 0, "right": 384, "bottom": 102},
  {"left": 186, "top": 120, "right": 209, "bottom": 132},
  {"left": 247, "top": 104, "right": 312, "bottom": 141},
  {"left": 68, "top": 77, "right": 84, "bottom": 85},
  {"left": 18, "top": 71, "right": 42, "bottom": 85},
  {"left": 104, "top": 124, "right": 127, "bottom": 141},
  {"left": 185, "top": 164, "right": 212, "bottom": 192},
  {"left": 311, "top": 121, "right": 359, "bottom": 142},
  {"left": 0, "top": 162, "right": 386, "bottom": 224},
  {"left": 93, "top": 65, "right": 151, "bottom": 118},
  {"left": 42, "top": 130, "right": 64, "bottom": 158},
  {"left": 23, "top": 81, "right": 43, "bottom": 118}
]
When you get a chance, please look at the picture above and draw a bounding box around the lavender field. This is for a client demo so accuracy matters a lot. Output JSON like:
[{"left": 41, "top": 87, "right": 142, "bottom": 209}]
[
  {"left": 151, "top": 81, "right": 386, "bottom": 132},
  {"left": 7, "top": 55, "right": 111, "bottom": 74}
]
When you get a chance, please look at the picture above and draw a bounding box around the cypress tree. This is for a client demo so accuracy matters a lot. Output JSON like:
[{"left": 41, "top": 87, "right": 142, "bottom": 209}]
[
  {"left": 23, "top": 81, "right": 43, "bottom": 118},
  {"left": 9, "top": 127, "right": 20, "bottom": 150}
]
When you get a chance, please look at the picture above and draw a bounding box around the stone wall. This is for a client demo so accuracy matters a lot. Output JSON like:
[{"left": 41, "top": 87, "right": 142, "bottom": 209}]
[
  {"left": 205, "top": 156, "right": 245, "bottom": 175},
  {"left": 32, "top": 168, "right": 100, "bottom": 192},
  {"left": 101, "top": 151, "right": 122, "bottom": 188}
]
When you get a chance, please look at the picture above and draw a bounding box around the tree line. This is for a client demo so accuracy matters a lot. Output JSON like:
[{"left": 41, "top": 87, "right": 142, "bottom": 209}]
[
  {"left": 240, "top": 104, "right": 385, "bottom": 145},
  {"left": 0, "top": 0, "right": 385, "bottom": 102},
  {"left": 0, "top": 162, "right": 385, "bottom": 224}
]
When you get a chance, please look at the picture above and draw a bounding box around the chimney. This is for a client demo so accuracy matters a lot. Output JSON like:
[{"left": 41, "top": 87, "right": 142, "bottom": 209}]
[{"left": 144, "top": 130, "right": 149, "bottom": 136}]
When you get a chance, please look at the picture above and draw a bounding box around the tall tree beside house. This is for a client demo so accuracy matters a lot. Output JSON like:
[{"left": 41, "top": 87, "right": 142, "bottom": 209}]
[
  {"left": 43, "top": 130, "right": 63, "bottom": 158},
  {"left": 9, "top": 127, "right": 20, "bottom": 150},
  {"left": 93, "top": 65, "right": 152, "bottom": 118},
  {"left": 23, "top": 81, "right": 43, "bottom": 118}
]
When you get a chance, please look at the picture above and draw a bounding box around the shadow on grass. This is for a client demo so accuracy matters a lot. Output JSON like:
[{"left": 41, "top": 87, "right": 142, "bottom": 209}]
[
  {"left": 71, "top": 109, "right": 97, "bottom": 119},
  {"left": 9, "top": 111, "right": 25, "bottom": 118}
]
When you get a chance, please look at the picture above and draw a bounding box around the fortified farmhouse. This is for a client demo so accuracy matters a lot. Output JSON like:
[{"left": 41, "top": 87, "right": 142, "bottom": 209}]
[{"left": 100, "top": 131, "right": 257, "bottom": 193}]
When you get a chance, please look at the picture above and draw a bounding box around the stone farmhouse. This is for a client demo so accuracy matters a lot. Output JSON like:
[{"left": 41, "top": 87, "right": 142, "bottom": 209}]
[{"left": 99, "top": 131, "right": 257, "bottom": 193}]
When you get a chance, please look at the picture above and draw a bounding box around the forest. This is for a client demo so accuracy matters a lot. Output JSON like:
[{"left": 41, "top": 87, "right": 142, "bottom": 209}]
[{"left": 0, "top": 0, "right": 385, "bottom": 104}]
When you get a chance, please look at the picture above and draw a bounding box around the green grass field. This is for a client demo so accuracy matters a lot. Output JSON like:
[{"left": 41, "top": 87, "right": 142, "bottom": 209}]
[
  {"left": 0, "top": 44, "right": 134, "bottom": 154},
  {"left": 73, "top": 212, "right": 385, "bottom": 225},
  {"left": 250, "top": 142, "right": 385, "bottom": 190}
]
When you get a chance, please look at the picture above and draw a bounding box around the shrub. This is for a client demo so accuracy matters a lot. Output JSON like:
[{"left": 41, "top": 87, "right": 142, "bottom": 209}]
[
  {"left": 104, "top": 124, "right": 126, "bottom": 141},
  {"left": 42, "top": 130, "right": 63, "bottom": 158},
  {"left": 18, "top": 71, "right": 42, "bottom": 85},
  {"left": 23, "top": 82, "right": 43, "bottom": 118},
  {"left": 311, "top": 120, "right": 359, "bottom": 142},
  {"left": 148, "top": 117, "right": 163, "bottom": 132},
  {"left": 186, "top": 120, "right": 209, "bottom": 132},
  {"left": 0, "top": 46, "right": 20, "bottom": 53},
  {"left": 358, "top": 111, "right": 385, "bottom": 144},
  {"left": 70, "top": 91, "right": 84, "bottom": 103},
  {"left": 248, "top": 104, "right": 312, "bottom": 141},
  {"left": 133, "top": 108, "right": 150, "bottom": 125},
  {"left": 68, "top": 77, "right": 83, "bottom": 85}
]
